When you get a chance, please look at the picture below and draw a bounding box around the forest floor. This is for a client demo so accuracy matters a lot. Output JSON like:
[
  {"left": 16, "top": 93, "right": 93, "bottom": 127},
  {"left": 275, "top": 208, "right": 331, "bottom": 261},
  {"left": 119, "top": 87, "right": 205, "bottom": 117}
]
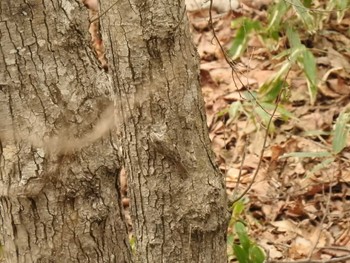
[{"left": 187, "top": 0, "right": 350, "bottom": 262}]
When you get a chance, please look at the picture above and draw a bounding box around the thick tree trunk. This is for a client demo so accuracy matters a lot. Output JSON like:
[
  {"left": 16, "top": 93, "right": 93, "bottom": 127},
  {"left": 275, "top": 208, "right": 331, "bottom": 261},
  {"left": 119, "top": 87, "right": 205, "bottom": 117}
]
[
  {"left": 102, "top": 0, "right": 228, "bottom": 262},
  {"left": 0, "top": 1, "right": 131, "bottom": 262}
]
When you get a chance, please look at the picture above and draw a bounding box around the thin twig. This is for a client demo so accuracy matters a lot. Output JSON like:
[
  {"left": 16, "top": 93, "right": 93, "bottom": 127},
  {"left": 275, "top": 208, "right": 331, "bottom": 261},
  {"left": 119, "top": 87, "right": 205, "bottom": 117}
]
[
  {"left": 232, "top": 141, "right": 247, "bottom": 199},
  {"left": 207, "top": 0, "right": 273, "bottom": 117},
  {"left": 320, "top": 247, "right": 350, "bottom": 252},
  {"left": 231, "top": 92, "right": 280, "bottom": 204},
  {"left": 231, "top": 64, "right": 291, "bottom": 204},
  {"left": 307, "top": 182, "right": 332, "bottom": 259},
  {"left": 207, "top": 0, "right": 288, "bottom": 203}
]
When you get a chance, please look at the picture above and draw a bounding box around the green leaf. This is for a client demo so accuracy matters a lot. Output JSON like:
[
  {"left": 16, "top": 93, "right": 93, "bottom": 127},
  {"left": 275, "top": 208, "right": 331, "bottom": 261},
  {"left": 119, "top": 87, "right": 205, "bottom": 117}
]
[
  {"left": 234, "top": 245, "right": 249, "bottom": 263},
  {"left": 268, "top": 0, "right": 290, "bottom": 32},
  {"left": 229, "top": 26, "right": 247, "bottom": 59},
  {"left": 233, "top": 200, "right": 245, "bottom": 218},
  {"left": 273, "top": 48, "right": 292, "bottom": 60},
  {"left": 242, "top": 91, "right": 258, "bottom": 101},
  {"left": 254, "top": 106, "right": 275, "bottom": 133},
  {"left": 254, "top": 106, "right": 272, "bottom": 124},
  {"left": 332, "top": 112, "right": 350, "bottom": 154},
  {"left": 333, "top": 0, "right": 350, "bottom": 22},
  {"left": 281, "top": 151, "right": 332, "bottom": 158},
  {"left": 306, "top": 79, "right": 317, "bottom": 105},
  {"left": 235, "top": 222, "right": 251, "bottom": 252},
  {"left": 260, "top": 46, "right": 309, "bottom": 103},
  {"left": 229, "top": 101, "right": 242, "bottom": 120},
  {"left": 302, "top": 49, "right": 318, "bottom": 103},
  {"left": 289, "top": 0, "right": 315, "bottom": 31},
  {"left": 227, "top": 234, "right": 235, "bottom": 247},
  {"left": 229, "top": 215, "right": 237, "bottom": 228},
  {"left": 260, "top": 102, "right": 296, "bottom": 120},
  {"left": 286, "top": 27, "right": 302, "bottom": 48},
  {"left": 250, "top": 245, "right": 266, "bottom": 263},
  {"left": 230, "top": 19, "right": 261, "bottom": 59},
  {"left": 302, "top": 130, "right": 330, "bottom": 137},
  {"left": 217, "top": 108, "right": 228, "bottom": 117},
  {"left": 309, "top": 157, "right": 336, "bottom": 174},
  {"left": 259, "top": 78, "right": 284, "bottom": 102},
  {"left": 263, "top": 47, "right": 303, "bottom": 88},
  {"left": 231, "top": 17, "right": 245, "bottom": 29}
]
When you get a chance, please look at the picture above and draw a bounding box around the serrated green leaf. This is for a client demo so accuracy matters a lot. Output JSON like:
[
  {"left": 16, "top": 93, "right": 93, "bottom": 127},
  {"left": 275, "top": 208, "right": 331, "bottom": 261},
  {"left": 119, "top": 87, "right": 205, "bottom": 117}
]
[
  {"left": 281, "top": 151, "right": 332, "bottom": 158},
  {"left": 332, "top": 112, "right": 350, "bottom": 154}
]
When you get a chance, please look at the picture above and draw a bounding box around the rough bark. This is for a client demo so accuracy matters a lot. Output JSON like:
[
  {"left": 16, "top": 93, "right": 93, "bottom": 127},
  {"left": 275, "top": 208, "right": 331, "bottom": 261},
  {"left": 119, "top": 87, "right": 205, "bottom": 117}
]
[
  {"left": 0, "top": 1, "right": 131, "bottom": 262},
  {"left": 102, "top": 0, "right": 228, "bottom": 262}
]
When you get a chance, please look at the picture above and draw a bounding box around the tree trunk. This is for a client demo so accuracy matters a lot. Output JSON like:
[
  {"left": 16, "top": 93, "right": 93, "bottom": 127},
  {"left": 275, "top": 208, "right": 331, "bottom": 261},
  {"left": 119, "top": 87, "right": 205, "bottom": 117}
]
[
  {"left": 0, "top": 1, "right": 131, "bottom": 262},
  {"left": 102, "top": 0, "right": 228, "bottom": 262}
]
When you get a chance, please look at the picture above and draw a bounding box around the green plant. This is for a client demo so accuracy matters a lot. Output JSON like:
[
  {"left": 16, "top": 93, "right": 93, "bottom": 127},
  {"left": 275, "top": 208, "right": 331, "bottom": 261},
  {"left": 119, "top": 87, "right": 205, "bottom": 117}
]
[
  {"left": 227, "top": 200, "right": 265, "bottom": 263},
  {"left": 259, "top": 26, "right": 318, "bottom": 104},
  {"left": 229, "top": 0, "right": 349, "bottom": 104},
  {"left": 225, "top": 0, "right": 350, "bottom": 176},
  {"left": 223, "top": 1, "right": 350, "bottom": 260},
  {"left": 222, "top": 90, "right": 295, "bottom": 133},
  {"left": 280, "top": 110, "right": 350, "bottom": 176}
]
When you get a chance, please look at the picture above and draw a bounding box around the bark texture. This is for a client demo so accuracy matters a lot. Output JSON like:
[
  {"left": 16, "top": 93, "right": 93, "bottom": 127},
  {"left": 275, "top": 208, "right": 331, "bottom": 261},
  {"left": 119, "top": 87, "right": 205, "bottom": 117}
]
[
  {"left": 0, "top": 1, "right": 131, "bottom": 262},
  {"left": 102, "top": 0, "right": 228, "bottom": 262}
]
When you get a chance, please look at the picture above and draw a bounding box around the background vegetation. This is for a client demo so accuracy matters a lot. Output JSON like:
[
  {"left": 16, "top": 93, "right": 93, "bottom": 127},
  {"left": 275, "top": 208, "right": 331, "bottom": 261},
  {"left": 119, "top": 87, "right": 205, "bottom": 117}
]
[{"left": 188, "top": 0, "right": 350, "bottom": 261}]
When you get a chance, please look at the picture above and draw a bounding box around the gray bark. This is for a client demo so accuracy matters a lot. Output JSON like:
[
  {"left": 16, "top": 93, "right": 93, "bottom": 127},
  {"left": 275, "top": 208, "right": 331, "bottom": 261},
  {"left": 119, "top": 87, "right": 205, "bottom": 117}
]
[
  {"left": 101, "top": 0, "right": 228, "bottom": 262},
  {"left": 0, "top": 1, "right": 131, "bottom": 262}
]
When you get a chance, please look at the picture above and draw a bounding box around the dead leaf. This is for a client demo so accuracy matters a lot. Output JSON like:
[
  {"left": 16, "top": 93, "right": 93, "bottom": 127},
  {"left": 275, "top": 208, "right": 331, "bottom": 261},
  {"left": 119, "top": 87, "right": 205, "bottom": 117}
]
[
  {"left": 327, "top": 48, "right": 350, "bottom": 74},
  {"left": 271, "top": 220, "right": 303, "bottom": 236},
  {"left": 289, "top": 236, "right": 312, "bottom": 259}
]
